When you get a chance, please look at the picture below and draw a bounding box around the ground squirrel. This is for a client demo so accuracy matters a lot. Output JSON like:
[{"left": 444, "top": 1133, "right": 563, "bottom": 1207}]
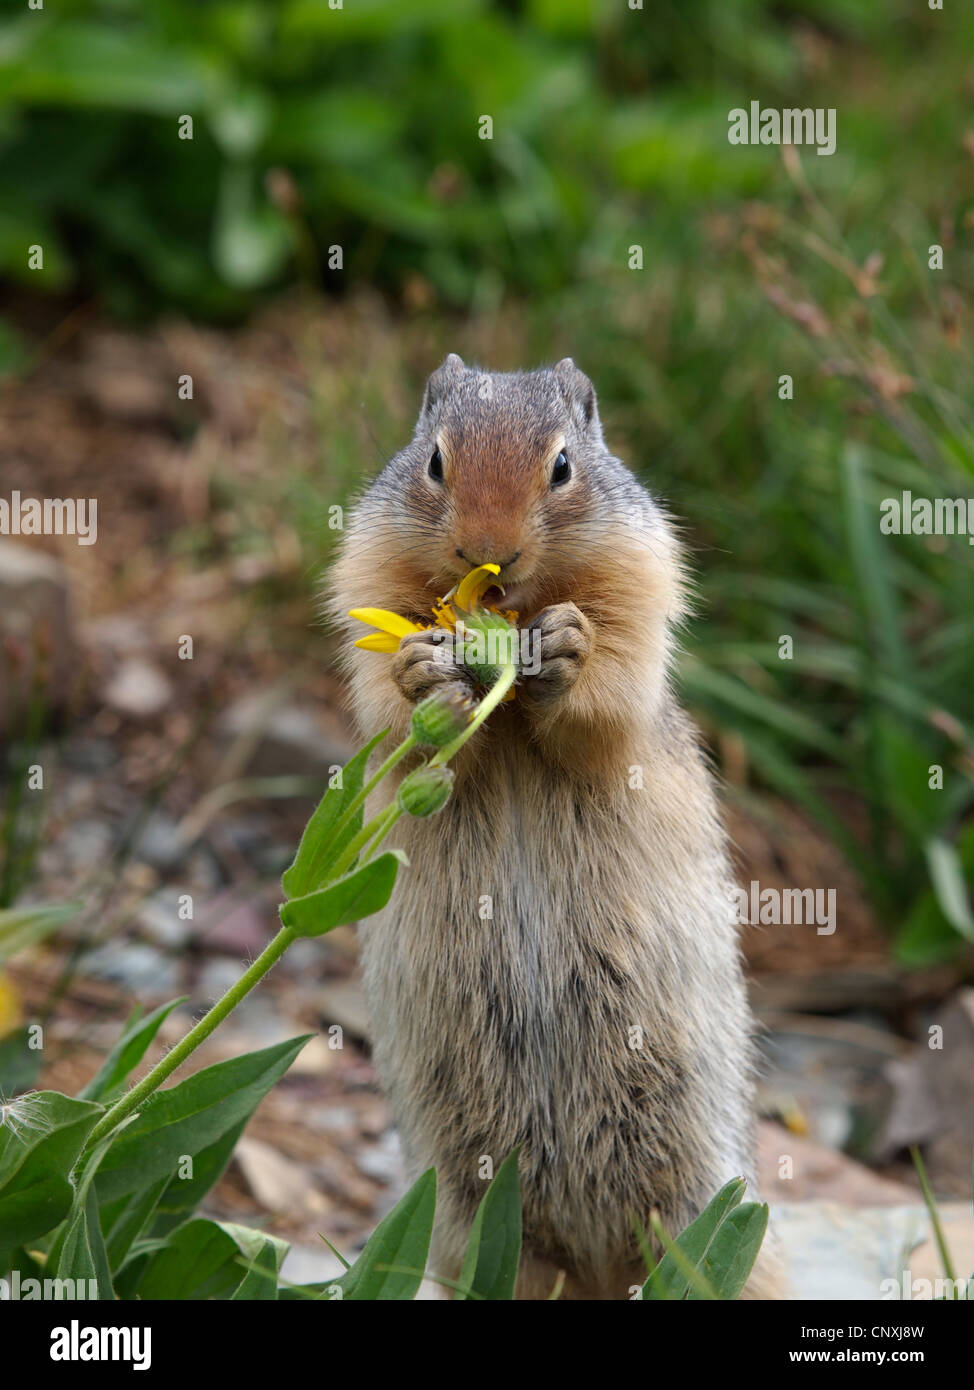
[{"left": 329, "top": 354, "right": 780, "bottom": 1299}]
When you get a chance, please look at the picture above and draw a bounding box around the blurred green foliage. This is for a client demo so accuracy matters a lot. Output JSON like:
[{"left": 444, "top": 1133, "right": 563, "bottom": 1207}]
[
  {"left": 0, "top": 0, "right": 966, "bottom": 316},
  {"left": 1, "top": 0, "right": 973, "bottom": 960}
]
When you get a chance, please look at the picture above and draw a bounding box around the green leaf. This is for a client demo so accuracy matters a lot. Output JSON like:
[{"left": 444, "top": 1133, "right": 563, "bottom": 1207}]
[
  {"left": 456, "top": 1148, "right": 522, "bottom": 1301},
  {"left": 896, "top": 825, "right": 974, "bottom": 963},
  {"left": 152, "top": 1117, "right": 251, "bottom": 1227},
  {"left": 0, "top": 1093, "right": 102, "bottom": 1248},
  {"left": 136, "top": 1220, "right": 241, "bottom": 1300},
  {"left": 688, "top": 1201, "right": 768, "bottom": 1300},
  {"left": 55, "top": 1149, "right": 116, "bottom": 1300},
  {"left": 231, "top": 1234, "right": 284, "bottom": 1300},
  {"left": 282, "top": 729, "right": 388, "bottom": 898},
  {"left": 872, "top": 714, "right": 945, "bottom": 845},
  {"left": 895, "top": 891, "right": 967, "bottom": 966},
  {"left": 0, "top": 1027, "right": 43, "bottom": 1096},
  {"left": 136, "top": 1218, "right": 288, "bottom": 1300},
  {"left": 0, "top": 23, "right": 217, "bottom": 114},
  {"left": 642, "top": 1177, "right": 746, "bottom": 1300},
  {"left": 101, "top": 1177, "right": 170, "bottom": 1272},
  {"left": 93, "top": 1036, "right": 310, "bottom": 1205},
  {"left": 78, "top": 998, "right": 186, "bottom": 1103},
  {"left": 924, "top": 838, "right": 974, "bottom": 942},
  {"left": 212, "top": 163, "right": 290, "bottom": 290},
  {"left": 0, "top": 903, "right": 80, "bottom": 963},
  {"left": 280, "top": 850, "right": 406, "bottom": 936},
  {"left": 841, "top": 443, "right": 908, "bottom": 679},
  {"left": 645, "top": 1215, "right": 719, "bottom": 1299},
  {"left": 208, "top": 87, "right": 272, "bottom": 158},
  {"left": 335, "top": 1167, "right": 436, "bottom": 1300},
  {"left": 680, "top": 657, "right": 846, "bottom": 761}
]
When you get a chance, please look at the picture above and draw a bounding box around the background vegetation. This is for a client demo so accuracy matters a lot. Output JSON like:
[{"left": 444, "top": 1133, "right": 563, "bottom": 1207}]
[{"left": 2, "top": 0, "right": 973, "bottom": 963}]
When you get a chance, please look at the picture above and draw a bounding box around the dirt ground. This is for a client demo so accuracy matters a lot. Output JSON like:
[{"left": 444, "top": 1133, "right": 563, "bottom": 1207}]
[{"left": 3, "top": 296, "right": 970, "bottom": 1261}]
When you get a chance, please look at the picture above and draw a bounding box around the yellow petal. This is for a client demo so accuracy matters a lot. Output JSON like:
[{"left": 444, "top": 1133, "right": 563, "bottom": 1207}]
[
  {"left": 354, "top": 633, "right": 401, "bottom": 653},
  {"left": 454, "top": 563, "right": 501, "bottom": 611},
  {"left": 0, "top": 973, "right": 22, "bottom": 1038},
  {"left": 348, "top": 608, "right": 422, "bottom": 639}
]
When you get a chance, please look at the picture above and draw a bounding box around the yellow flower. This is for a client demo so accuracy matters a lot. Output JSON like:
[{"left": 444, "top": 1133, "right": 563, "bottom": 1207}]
[
  {"left": 349, "top": 564, "right": 516, "bottom": 650},
  {"left": 0, "top": 972, "right": 22, "bottom": 1038},
  {"left": 349, "top": 564, "right": 519, "bottom": 698},
  {"left": 454, "top": 563, "right": 507, "bottom": 613},
  {"left": 346, "top": 608, "right": 424, "bottom": 654}
]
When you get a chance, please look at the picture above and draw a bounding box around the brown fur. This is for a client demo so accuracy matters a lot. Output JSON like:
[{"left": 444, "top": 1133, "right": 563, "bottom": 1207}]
[{"left": 327, "top": 356, "right": 783, "bottom": 1299}]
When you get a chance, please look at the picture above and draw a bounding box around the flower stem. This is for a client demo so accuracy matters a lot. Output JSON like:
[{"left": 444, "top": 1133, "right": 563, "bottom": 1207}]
[
  {"left": 431, "top": 663, "right": 516, "bottom": 766},
  {"left": 363, "top": 802, "right": 401, "bottom": 860},
  {"left": 79, "top": 667, "right": 515, "bottom": 1157},
  {"left": 328, "top": 733, "right": 417, "bottom": 848},
  {"left": 329, "top": 807, "right": 394, "bottom": 880},
  {"left": 83, "top": 924, "right": 297, "bottom": 1151}
]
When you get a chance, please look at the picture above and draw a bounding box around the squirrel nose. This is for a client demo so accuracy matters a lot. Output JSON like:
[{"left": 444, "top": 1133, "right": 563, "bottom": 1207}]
[{"left": 456, "top": 547, "right": 521, "bottom": 569}]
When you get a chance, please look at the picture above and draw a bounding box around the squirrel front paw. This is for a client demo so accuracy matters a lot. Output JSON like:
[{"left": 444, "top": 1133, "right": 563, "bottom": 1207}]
[
  {"left": 520, "top": 602, "right": 592, "bottom": 707},
  {"left": 392, "top": 629, "right": 476, "bottom": 704}
]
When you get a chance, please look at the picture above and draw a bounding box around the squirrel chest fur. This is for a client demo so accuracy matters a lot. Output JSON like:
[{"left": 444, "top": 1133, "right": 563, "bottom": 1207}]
[{"left": 329, "top": 354, "right": 774, "bottom": 1299}]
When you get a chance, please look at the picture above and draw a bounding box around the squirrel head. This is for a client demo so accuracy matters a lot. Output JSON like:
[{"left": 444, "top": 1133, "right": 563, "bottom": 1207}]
[{"left": 365, "top": 354, "right": 669, "bottom": 621}]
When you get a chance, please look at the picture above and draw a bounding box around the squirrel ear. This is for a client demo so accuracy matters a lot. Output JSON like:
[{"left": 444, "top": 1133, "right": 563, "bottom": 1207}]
[
  {"left": 553, "top": 357, "right": 598, "bottom": 430},
  {"left": 420, "top": 353, "right": 465, "bottom": 418}
]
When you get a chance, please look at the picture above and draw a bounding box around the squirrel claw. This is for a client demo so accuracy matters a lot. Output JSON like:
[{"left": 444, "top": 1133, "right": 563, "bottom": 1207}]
[
  {"left": 520, "top": 602, "right": 592, "bottom": 706},
  {"left": 392, "top": 628, "right": 476, "bottom": 704}
]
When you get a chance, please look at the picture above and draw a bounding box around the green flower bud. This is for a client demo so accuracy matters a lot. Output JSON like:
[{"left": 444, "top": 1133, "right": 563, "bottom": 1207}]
[
  {"left": 411, "top": 684, "right": 476, "bottom": 748},
  {"left": 397, "top": 764, "right": 455, "bottom": 818},
  {"left": 455, "top": 611, "right": 519, "bottom": 687}
]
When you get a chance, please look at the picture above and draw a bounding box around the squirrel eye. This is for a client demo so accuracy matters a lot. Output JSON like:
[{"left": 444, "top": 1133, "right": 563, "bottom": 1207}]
[
  {"left": 551, "top": 450, "right": 571, "bottom": 487},
  {"left": 428, "top": 446, "right": 443, "bottom": 481}
]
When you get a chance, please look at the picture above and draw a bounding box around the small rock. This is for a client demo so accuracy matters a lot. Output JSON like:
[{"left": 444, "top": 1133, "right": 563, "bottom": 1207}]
[
  {"left": 757, "top": 1121, "right": 916, "bottom": 1205},
  {"left": 197, "top": 891, "right": 269, "bottom": 955},
  {"left": 218, "top": 690, "right": 351, "bottom": 780},
  {"left": 279, "top": 1244, "right": 347, "bottom": 1289},
  {"left": 196, "top": 957, "right": 247, "bottom": 1002},
  {"left": 315, "top": 1150, "right": 380, "bottom": 1214},
  {"left": 60, "top": 737, "right": 119, "bottom": 772},
  {"left": 357, "top": 1130, "right": 404, "bottom": 1186},
  {"left": 282, "top": 938, "right": 325, "bottom": 974},
  {"left": 83, "top": 613, "right": 152, "bottom": 655},
  {"left": 215, "top": 997, "right": 298, "bottom": 1049},
  {"left": 235, "top": 1137, "right": 330, "bottom": 1219},
  {"left": 84, "top": 941, "right": 181, "bottom": 996},
  {"left": 103, "top": 658, "right": 173, "bottom": 718},
  {"left": 304, "top": 1104, "right": 358, "bottom": 1135},
  {"left": 137, "top": 812, "right": 186, "bottom": 871},
  {"left": 287, "top": 1033, "right": 337, "bottom": 1076},
  {"left": 135, "top": 890, "right": 193, "bottom": 950},
  {"left": 907, "top": 1201, "right": 974, "bottom": 1297},
  {"left": 314, "top": 979, "right": 371, "bottom": 1044},
  {"left": 0, "top": 540, "right": 81, "bottom": 735},
  {"left": 756, "top": 1019, "right": 897, "bottom": 1153},
  {"left": 60, "top": 819, "right": 115, "bottom": 872},
  {"left": 216, "top": 815, "right": 275, "bottom": 858},
  {"left": 183, "top": 847, "right": 224, "bottom": 895},
  {"left": 774, "top": 1202, "right": 927, "bottom": 1300},
  {"left": 874, "top": 988, "right": 974, "bottom": 1185}
]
